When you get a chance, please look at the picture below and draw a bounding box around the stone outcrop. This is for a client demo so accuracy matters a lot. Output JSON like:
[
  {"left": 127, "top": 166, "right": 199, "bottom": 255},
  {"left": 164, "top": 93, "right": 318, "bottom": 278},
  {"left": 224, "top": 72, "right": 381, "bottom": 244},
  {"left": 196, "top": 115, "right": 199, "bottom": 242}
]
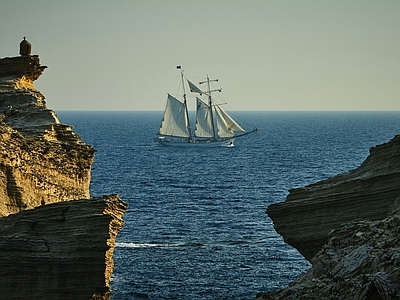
[
  {"left": 257, "top": 203, "right": 400, "bottom": 299},
  {"left": 267, "top": 135, "right": 400, "bottom": 261},
  {"left": 0, "top": 121, "right": 95, "bottom": 216},
  {"left": 0, "top": 55, "right": 80, "bottom": 141},
  {"left": 0, "top": 55, "right": 95, "bottom": 217},
  {"left": 0, "top": 52, "right": 127, "bottom": 299},
  {"left": 0, "top": 195, "right": 127, "bottom": 300}
]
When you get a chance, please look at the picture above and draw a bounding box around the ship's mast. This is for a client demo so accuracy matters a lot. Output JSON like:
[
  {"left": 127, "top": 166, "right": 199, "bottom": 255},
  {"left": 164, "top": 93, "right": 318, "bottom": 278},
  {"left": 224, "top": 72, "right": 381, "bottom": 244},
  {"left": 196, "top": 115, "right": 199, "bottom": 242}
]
[
  {"left": 199, "top": 75, "right": 221, "bottom": 140},
  {"left": 179, "top": 68, "right": 192, "bottom": 140}
]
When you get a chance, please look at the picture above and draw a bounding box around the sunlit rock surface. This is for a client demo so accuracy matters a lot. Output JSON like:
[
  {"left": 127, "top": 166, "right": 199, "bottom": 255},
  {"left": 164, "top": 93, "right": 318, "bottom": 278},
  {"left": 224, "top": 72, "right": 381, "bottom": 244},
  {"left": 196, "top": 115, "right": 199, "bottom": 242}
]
[
  {"left": 0, "top": 55, "right": 94, "bottom": 216},
  {"left": 0, "top": 54, "right": 127, "bottom": 299},
  {"left": 0, "top": 55, "right": 71, "bottom": 139}
]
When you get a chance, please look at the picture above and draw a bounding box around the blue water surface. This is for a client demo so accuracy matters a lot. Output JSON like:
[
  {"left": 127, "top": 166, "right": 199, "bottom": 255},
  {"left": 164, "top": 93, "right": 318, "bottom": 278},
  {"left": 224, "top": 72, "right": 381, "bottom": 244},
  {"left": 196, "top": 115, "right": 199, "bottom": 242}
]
[{"left": 57, "top": 111, "right": 400, "bottom": 300}]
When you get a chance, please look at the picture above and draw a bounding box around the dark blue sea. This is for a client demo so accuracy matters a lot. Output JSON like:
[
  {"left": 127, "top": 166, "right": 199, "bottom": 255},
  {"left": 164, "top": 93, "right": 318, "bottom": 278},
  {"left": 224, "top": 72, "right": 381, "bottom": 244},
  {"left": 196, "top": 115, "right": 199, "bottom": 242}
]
[{"left": 57, "top": 111, "right": 400, "bottom": 300}]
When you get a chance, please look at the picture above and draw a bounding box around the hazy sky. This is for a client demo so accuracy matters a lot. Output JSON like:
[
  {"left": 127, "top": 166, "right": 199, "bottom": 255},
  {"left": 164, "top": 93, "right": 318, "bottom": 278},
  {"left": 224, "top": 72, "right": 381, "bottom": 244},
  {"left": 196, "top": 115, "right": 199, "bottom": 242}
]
[{"left": 1, "top": 1, "right": 399, "bottom": 111}]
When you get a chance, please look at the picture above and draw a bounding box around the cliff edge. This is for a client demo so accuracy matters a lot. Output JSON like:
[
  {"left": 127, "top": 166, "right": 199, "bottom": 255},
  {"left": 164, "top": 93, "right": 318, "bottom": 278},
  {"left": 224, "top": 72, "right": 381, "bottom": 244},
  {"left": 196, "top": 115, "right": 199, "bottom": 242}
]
[
  {"left": 0, "top": 48, "right": 127, "bottom": 300},
  {"left": 0, "top": 195, "right": 127, "bottom": 300},
  {"left": 0, "top": 55, "right": 95, "bottom": 217},
  {"left": 267, "top": 135, "right": 400, "bottom": 261},
  {"left": 260, "top": 134, "right": 400, "bottom": 299},
  {"left": 258, "top": 203, "right": 400, "bottom": 299}
]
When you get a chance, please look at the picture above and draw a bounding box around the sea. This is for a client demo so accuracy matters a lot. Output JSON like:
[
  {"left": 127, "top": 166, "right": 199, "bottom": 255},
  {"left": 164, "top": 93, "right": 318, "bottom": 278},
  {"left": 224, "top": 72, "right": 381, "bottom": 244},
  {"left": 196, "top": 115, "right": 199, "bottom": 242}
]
[{"left": 57, "top": 111, "right": 400, "bottom": 300}]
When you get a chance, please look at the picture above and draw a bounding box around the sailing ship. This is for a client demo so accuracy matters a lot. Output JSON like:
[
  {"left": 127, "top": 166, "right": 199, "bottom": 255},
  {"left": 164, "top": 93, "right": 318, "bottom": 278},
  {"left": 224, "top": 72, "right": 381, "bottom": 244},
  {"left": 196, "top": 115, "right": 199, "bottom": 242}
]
[{"left": 155, "top": 67, "right": 257, "bottom": 147}]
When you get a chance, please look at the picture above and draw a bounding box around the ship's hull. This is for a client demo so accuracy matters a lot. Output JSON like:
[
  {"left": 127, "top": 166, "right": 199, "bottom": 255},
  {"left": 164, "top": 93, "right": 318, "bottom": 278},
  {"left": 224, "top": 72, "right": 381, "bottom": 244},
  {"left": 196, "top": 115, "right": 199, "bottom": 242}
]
[{"left": 155, "top": 137, "right": 235, "bottom": 147}]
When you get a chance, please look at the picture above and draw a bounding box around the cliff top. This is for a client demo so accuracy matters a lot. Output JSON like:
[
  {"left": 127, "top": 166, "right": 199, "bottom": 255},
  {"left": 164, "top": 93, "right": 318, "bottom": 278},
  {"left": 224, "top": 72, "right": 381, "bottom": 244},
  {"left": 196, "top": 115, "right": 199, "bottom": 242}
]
[
  {"left": 0, "top": 55, "right": 47, "bottom": 83},
  {"left": 0, "top": 55, "right": 82, "bottom": 142}
]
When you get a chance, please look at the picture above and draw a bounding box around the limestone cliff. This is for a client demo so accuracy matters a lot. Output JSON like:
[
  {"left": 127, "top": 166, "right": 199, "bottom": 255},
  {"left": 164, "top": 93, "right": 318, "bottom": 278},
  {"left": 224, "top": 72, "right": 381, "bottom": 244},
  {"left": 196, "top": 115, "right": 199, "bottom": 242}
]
[
  {"left": 0, "top": 195, "right": 127, "bottom": 300},
  {"left": 0, "top": 51, "right": 127, "bottom": 300},
  {"left": 0, "top": 55, "right": 72, "bottom": 139},
  {"left": 257, "top": 203, "right": 400, "bottom": 299},
  {"left": 267, "top": 135, "right": 400, "bottom": 261},
  {"left": 0, "top": 55, "right": 95, "bottom": 216}
]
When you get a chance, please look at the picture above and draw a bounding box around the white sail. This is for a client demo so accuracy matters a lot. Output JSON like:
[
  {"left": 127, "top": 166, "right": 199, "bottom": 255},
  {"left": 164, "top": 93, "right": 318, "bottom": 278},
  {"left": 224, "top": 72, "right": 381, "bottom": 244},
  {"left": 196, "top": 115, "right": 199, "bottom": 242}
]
[
  {"left": 214, "top": 105, "right": 246, "bottom": 138},
  {"left": 158, "top": 94, "right": 190, "bottom": 138},
  {"left": 155, "top": 70, "right": 257, "bottom": 147},
  {"left": 195, "top": 97, "right": 214, "bottom": 138}
]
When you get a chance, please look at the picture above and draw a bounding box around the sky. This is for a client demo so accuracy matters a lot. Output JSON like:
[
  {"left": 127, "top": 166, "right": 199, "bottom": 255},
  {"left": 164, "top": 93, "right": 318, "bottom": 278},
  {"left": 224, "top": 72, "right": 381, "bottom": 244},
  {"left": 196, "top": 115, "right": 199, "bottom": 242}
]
[{"left": 1, "top": 0, "right": 399, "bottom": 111}]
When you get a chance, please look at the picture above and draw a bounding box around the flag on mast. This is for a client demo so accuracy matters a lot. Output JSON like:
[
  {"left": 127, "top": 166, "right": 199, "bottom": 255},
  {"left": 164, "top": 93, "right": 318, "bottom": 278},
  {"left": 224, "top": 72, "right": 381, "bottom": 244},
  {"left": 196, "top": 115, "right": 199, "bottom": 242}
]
[{"left": 187, "top": 79, "right": 203, "bottom": 95}]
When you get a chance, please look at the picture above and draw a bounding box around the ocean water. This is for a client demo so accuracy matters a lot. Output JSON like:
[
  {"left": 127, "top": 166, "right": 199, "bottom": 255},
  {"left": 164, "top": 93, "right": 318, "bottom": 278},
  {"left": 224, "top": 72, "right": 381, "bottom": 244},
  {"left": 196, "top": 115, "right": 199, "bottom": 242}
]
[{"left": 58, "top": 111, "right": 400, "bottom": 300}]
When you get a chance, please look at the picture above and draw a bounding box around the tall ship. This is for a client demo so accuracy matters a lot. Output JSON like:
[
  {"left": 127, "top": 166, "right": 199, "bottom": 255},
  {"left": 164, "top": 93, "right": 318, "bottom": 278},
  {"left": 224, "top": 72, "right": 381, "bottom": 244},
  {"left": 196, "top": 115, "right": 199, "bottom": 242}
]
[{"left": 155, "top": 67, "right": 257, "bottom": 147}]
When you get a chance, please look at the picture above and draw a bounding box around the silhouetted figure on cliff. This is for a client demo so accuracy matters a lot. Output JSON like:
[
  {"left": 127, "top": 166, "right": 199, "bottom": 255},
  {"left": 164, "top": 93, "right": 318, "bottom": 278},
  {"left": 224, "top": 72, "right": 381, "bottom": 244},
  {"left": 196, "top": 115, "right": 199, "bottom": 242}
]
[{"left": 19, "top": 36, "right": 32, "bottom": 56}]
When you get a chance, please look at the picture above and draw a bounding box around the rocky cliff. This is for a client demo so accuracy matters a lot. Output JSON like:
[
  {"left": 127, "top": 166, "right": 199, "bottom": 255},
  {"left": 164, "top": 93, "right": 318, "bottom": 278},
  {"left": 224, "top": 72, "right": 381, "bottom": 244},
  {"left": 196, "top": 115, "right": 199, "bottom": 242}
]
[
  {"left": 0, "top": 55, "right": 77, "bottom": 140},
  {"left": 0, "top": 194, "right": 127, "bottom": 300},
  {"left": 0, "top": 52, "right": 127, "bottom": 299},
  {"left": 257, "top": 203, "right": 400, "bottom": 299},
  {"left": 267, "top": 135, "right": 400, "bottom": 261},
  {"left": 0, "top": 55, "right": 94, "bottom": 217}
]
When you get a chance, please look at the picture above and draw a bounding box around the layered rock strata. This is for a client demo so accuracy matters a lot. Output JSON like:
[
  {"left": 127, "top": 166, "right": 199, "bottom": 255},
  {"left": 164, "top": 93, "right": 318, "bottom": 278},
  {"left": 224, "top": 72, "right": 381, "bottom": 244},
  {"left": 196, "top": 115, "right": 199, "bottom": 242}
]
[
  {"left": 267, "top": 135, "right": 400, "bottom": 261},
  {"left": 0, "top": 195, "right": 127, "bottom": 300},
  {"left": 0, "top": 55, "right": 94, "bottom": 217},
  {"left": 0, "top": 55, "right": 78, "bottom": 140},
  {"left": 257, "top": 203, "right": 400, "bottom": 299},
  {"left": 0, "top": 53, "right": 127, "bottom": 299}
]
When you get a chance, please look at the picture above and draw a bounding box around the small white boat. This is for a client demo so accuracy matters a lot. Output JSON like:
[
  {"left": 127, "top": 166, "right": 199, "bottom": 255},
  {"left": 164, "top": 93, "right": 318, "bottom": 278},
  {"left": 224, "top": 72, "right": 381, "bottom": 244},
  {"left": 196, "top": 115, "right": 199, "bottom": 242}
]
[{"left": 155, "top": 67, "right": 257, "bottom": 147}]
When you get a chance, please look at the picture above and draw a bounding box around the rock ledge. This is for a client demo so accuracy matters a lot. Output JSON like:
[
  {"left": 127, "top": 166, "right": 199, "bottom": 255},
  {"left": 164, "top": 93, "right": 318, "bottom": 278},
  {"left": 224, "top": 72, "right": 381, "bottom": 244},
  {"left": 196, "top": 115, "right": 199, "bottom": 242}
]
[
  {"left": 0, "top": 52, "right": 127, "bottom": 299},
  {"left": 0, "top": 195, "right": 127, "bottom": 300},
  {"left": 257, "top": 203, "right": 400, "bottom": 299},
  {"left": 267, "top": 135, "right": 400, "bottom": 261}
]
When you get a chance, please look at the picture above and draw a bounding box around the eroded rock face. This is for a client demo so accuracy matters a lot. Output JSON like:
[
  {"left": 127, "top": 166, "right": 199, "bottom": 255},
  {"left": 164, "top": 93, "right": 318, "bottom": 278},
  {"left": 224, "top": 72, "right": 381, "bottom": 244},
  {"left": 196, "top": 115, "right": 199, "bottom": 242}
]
[
  {"left": 0, "top": 122, "right": 95, "bottom": 216},
  {"left": 0, "top": 55, "right": 81, "bottom": 141},
  {"left": 0, "top": 54, "right": 127, "bottom": 299},
  {"left": 257, "top": 204, "right": 400, "bottom": 299},
  {"left": 0, "top": 195, "right": 127, "bottom": 300},
  {"left": 0, "top": 55, "right": 95, "bottom": 217},
  {"left": 267, "top": 135, "right": 400, "bottom": 261}
]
